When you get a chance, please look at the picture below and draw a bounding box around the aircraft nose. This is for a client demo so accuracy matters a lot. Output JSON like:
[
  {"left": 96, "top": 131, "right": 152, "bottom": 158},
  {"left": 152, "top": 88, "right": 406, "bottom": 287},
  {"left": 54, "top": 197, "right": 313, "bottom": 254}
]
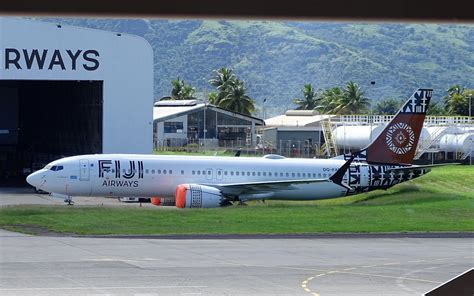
[{"left": 26, "top": 171, "right": 43, "bottom": 188}]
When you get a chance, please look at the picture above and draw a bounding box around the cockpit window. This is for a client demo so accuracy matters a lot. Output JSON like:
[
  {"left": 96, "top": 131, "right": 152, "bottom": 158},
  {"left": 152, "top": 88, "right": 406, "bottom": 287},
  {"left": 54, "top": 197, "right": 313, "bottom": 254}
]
[
  {"left": 50, "top": 165, "right": 64, "bottom": 171},
  {"left": 44, "top": 165, "right": 52, "bottom": 170}
]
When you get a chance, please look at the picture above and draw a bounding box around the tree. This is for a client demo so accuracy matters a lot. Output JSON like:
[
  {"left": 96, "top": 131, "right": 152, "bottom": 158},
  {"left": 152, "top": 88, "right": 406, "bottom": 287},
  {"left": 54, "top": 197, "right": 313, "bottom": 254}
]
[
  {"left": 167, "top": 78, "right": 196, "bottom": 100},
  {"left": 218, "top": 80, "right": 255, "bottom": 115},
  {"left": 208, "top": 68, "right": 237, "bottom": 105},
  {"left": 373, "top": 98, "right": 401, "bottom": 115},
  {"left": 208, "top": 68, "right": 256, "bottom": 115},
  {"left": 443, "top": 84, "right": 471, "bottom": 116},
  {"left": 331, "top": 81, "right": 370, "bottom": 114},
  {"left": 317, "top": 87, "right": 343, "bottom": 114},
  {"left": 292, "top": 84, "right": 319, "bottom": 110},
  {"left": 426, "top": 101, "right": 448, "bottom": 116}
]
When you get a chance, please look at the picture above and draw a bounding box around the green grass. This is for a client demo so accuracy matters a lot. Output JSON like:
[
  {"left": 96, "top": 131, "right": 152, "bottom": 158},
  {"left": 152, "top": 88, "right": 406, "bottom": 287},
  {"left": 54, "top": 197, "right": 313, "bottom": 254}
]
[{"left": 0, "top": 165, "right": 472, "bottom": 235}]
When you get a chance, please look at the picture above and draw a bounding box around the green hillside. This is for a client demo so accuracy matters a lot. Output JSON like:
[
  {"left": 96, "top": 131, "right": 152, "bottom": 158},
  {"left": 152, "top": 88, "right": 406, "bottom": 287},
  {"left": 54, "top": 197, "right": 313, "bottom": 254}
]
[{"left": 36, "top": 18, "right": 474, "bottom": 117}]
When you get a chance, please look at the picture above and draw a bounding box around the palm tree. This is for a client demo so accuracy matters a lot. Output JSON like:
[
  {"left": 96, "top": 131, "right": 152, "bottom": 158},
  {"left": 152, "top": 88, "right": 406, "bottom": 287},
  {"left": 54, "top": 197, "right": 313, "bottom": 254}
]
[
  {"left": 317, "top": 87, "right": 343, "bottom": 114},
  {"left": 332, "top": 81, "right": 370, "bottom": 114},
  {"left": 208, "top": 68, "right": 237, "bottom": 105},
  {"left": 292, "top": 84, "right": 319, "bottom": 110},
  {"left": 373, "top": 98, "right": 401, "bottom": 115},
  {"left": 169, "top": 78, "right": 195, "bottom": 100},
  {"left": 218, "top": 80, "right": 256, "bottom": 115}
]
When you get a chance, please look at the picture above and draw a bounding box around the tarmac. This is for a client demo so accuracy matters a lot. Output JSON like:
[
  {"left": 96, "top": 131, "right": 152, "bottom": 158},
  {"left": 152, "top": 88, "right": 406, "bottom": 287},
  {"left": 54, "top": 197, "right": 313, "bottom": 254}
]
[{"left": 0, "top": 187, "right": 473, "bottom": 295}]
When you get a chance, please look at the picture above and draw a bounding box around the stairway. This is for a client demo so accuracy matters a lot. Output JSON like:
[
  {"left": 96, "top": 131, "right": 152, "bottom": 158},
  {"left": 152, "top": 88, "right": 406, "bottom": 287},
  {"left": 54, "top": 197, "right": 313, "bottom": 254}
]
[
  {"left": 321, "top": 118, "right": 338, "bottom": 157},
  {"left": 414, "top": 126, "right": 446, "bottom": 159}
]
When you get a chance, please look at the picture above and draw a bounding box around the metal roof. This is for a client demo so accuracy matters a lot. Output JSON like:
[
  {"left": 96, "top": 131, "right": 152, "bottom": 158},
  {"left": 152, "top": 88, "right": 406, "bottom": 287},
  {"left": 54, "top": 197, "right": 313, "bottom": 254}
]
[
  {"left": 265, "top": 113, "right": 336, "bottom": 127},
  {"left": 153, "top": 100, "right": 265, "bottom": 125}
]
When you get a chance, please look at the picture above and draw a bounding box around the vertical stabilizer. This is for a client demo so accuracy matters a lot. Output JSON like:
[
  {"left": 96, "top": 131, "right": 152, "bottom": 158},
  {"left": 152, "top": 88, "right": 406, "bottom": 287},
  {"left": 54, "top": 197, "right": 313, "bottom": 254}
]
[{"left": 359, "top": 88, "right": 432, "bottom": 165}]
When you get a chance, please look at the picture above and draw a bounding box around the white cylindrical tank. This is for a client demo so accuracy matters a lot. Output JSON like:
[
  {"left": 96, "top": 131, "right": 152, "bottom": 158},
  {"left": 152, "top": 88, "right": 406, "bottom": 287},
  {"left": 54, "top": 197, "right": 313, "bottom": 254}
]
[
  {"left": 333, "top": 125, "right": 385, "bottom": 149},
  {"left": 418, "top": 128, "right": 431, "bottom": 145},
  {"left": 334, "top": 125, "right": 431, "bottom": 150},
  {"left": 439, "top": 133, "right": 474, "bottom": 153}
]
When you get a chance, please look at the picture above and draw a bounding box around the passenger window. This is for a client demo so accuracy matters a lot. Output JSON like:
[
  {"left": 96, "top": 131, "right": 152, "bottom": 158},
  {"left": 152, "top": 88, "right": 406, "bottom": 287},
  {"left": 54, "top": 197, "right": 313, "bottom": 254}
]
[
  {"left": 236, "top": 171, "right": 240, "bottom": 176},
  {"left": 231, "top": 171, "right": 234, "bottom": 176},
  {"left": 297, "top": 173, "right": 301, "bottom": 177},
  {"left": 292, "top": 173, "right": 295, "bottom": 177},
  {"left": 181, "top": 170, "right": 184, "bottom": 175},
  {"left": 280, "top": 172, "right": 283, "bottom": 177},
  {"left": 263, "top": 172, "right": 266, "bottom": 176},
  {"left": 163, "top": 170, "right": 167, "bottom": 174},
  {"left": 323, "top": 173, "right": 327, "bottom": 177},
  {"left": 257, "top": 172, "right": 261, "bottom": 176},
  {"left": 224, "top": 171, "right": 228, "bottom": 176},
  {"left": 202, "top": 170, "right": 206, "bottom": 175},
  {"left": 197, "top": 171, "right": 201, "bottom": 175},
  {"left": 302, "top": 173, "right": 306, "bottom": 177},
  {"left": 192, "top": 170, "right": 195, "bottom": 175},
  {"left": 169, "top": 170, "right": 173, "bottom": 174},
  {"left": 247, "top": 172, "right": 250, "bottom": 176},
  {"left": 208, "top": 170, "right": 211, "bottom": 175},
  {"left": 218, "top": 171, "right": 221, "bottom": 175},
  {"left": 252, "top": 172, "right": 256, "bottom": 176},
  {"left": 268, "top": 172, "right": 272, "bottom": 177},
  {"left": 145, "top": 169, "right": 149, "bottom": 174},
  {"left": 318, "top": 173, "right": 321, "bottom": 177},
  {"left": 286, "top": 173, "right": 289, "bottom": 177},
  {"left": 158, "top": 169, "right": 161, "bottom": 174}
]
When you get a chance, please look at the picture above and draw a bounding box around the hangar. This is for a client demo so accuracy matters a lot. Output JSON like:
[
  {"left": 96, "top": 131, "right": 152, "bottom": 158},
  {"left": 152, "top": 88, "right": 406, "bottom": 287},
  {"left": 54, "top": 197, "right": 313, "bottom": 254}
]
[
  {"left": 153, "top": 99, "right": 264, "bottom": 149},
  {"left": 0, "top": 18, "right": 154, "bottom": 185}
]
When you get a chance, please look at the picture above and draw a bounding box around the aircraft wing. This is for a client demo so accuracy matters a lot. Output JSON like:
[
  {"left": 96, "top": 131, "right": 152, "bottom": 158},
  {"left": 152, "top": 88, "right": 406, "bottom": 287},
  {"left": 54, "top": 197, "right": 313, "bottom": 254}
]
[{"left": 204, "top": 178, "right": 330, "bottom": 196}]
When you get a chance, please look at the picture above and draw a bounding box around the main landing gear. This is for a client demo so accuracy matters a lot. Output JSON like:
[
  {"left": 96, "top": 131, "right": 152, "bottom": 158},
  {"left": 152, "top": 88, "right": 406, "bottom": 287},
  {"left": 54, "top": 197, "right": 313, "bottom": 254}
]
[{"left": 64, "top": 196, "right": 74, "bottom": 206}]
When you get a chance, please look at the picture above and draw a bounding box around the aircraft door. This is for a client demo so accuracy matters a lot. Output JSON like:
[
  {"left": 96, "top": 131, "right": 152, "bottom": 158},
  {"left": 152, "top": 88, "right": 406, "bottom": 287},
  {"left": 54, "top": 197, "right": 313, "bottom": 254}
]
[
  {"left": 359, "top": 164, "right": 369, "bottom": 187},
  {"left": 79, "top": 159, "right": 90, "bottom": 181}
]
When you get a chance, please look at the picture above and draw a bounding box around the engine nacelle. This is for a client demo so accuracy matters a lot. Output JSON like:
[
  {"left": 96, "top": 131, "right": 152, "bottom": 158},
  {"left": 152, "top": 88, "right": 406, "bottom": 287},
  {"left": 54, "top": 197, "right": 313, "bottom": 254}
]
[
  {"left": 175, "top": 184, "right": 226, "bottom": 208},
  {"left": 150, "top": 197, "right": 175, "bottom": 206}
]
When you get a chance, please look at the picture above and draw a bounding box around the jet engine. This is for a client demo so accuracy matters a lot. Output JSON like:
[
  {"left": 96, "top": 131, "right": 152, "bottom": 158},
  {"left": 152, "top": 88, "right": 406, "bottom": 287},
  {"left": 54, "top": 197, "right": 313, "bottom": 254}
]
[{"left": 175, "top": 184, "right": 229, "bottom": 208}]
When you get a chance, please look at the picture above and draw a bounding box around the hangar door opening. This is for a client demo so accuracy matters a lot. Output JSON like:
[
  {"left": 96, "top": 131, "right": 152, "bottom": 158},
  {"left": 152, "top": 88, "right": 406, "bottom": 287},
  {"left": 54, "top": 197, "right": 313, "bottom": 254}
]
[{"left": 0, "top": 80, "right": 103, "bottom": 186}]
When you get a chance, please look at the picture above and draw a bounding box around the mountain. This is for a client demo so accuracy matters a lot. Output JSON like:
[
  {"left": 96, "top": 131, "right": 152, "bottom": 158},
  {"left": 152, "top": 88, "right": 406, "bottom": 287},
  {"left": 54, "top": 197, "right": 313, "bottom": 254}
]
[{"left": 35, "top": 18, "right": 473, "bottom": 117}]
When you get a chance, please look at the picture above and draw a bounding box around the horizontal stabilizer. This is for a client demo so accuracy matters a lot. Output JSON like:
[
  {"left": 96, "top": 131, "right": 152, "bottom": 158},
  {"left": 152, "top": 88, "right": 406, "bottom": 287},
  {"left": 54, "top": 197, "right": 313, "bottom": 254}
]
[{"left": 386, "top": 163, "right": 460, "bottom": 173}]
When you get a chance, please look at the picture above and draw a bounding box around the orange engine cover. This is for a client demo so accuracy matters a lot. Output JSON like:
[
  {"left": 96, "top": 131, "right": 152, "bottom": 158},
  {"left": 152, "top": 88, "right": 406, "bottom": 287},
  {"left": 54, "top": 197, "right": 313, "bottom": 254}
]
[{"left": 175, "top": 184, "right": 188, "bottom": 208}]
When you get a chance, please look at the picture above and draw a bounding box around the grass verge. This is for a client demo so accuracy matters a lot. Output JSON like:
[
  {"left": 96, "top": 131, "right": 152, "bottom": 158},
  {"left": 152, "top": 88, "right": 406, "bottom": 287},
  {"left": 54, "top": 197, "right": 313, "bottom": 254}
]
[{"left": 0, "top": 165, "right": 472, "bottom": 235}]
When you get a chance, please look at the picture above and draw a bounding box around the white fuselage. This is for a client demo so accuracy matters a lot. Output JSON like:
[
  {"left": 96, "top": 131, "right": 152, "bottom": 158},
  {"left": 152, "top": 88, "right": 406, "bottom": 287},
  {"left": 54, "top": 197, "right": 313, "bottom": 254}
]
[{"left": 27, "top": 154, "right": 352, "bottom": 200}]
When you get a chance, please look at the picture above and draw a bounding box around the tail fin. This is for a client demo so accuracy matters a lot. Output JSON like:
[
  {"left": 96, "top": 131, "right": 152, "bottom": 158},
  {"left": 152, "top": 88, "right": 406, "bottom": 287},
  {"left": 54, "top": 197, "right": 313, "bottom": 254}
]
[{"left": 355, "top": 88, "right": 432, "bottom": 165}]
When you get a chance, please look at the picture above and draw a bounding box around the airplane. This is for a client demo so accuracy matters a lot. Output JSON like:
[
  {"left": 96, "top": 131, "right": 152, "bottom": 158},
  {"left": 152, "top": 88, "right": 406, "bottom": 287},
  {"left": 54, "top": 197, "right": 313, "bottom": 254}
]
[{"left": 27, "top": 88, "right": 441, "bottom": 208}]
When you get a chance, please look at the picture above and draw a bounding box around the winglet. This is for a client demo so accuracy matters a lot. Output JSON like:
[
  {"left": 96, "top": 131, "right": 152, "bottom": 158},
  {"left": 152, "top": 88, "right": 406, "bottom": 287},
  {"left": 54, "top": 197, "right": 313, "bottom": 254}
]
[
  {"left": 235, "top": 150, "right": 241, "bottom": 157},
  {"left": 329, "top": 154, "right": 354, "bottom": 190}
]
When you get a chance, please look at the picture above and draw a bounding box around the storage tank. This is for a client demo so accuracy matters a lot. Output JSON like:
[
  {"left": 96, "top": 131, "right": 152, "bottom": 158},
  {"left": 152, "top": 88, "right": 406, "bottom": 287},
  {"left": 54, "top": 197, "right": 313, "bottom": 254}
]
[
  {"left": 334, "top": 125, "right": 431, "bottom": 150},
  {"left": 333, "top": 125, "right": 385, "bottom": 149},
  {"left": 439, "top": 133, "right": 474, "bottom": 153}
]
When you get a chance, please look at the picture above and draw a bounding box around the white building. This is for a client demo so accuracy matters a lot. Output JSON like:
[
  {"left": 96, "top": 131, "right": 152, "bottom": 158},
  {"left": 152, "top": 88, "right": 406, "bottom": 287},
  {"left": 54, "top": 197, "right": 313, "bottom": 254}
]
[{"left": 0, "top": 17, "right": 154, "bottom": 184}]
